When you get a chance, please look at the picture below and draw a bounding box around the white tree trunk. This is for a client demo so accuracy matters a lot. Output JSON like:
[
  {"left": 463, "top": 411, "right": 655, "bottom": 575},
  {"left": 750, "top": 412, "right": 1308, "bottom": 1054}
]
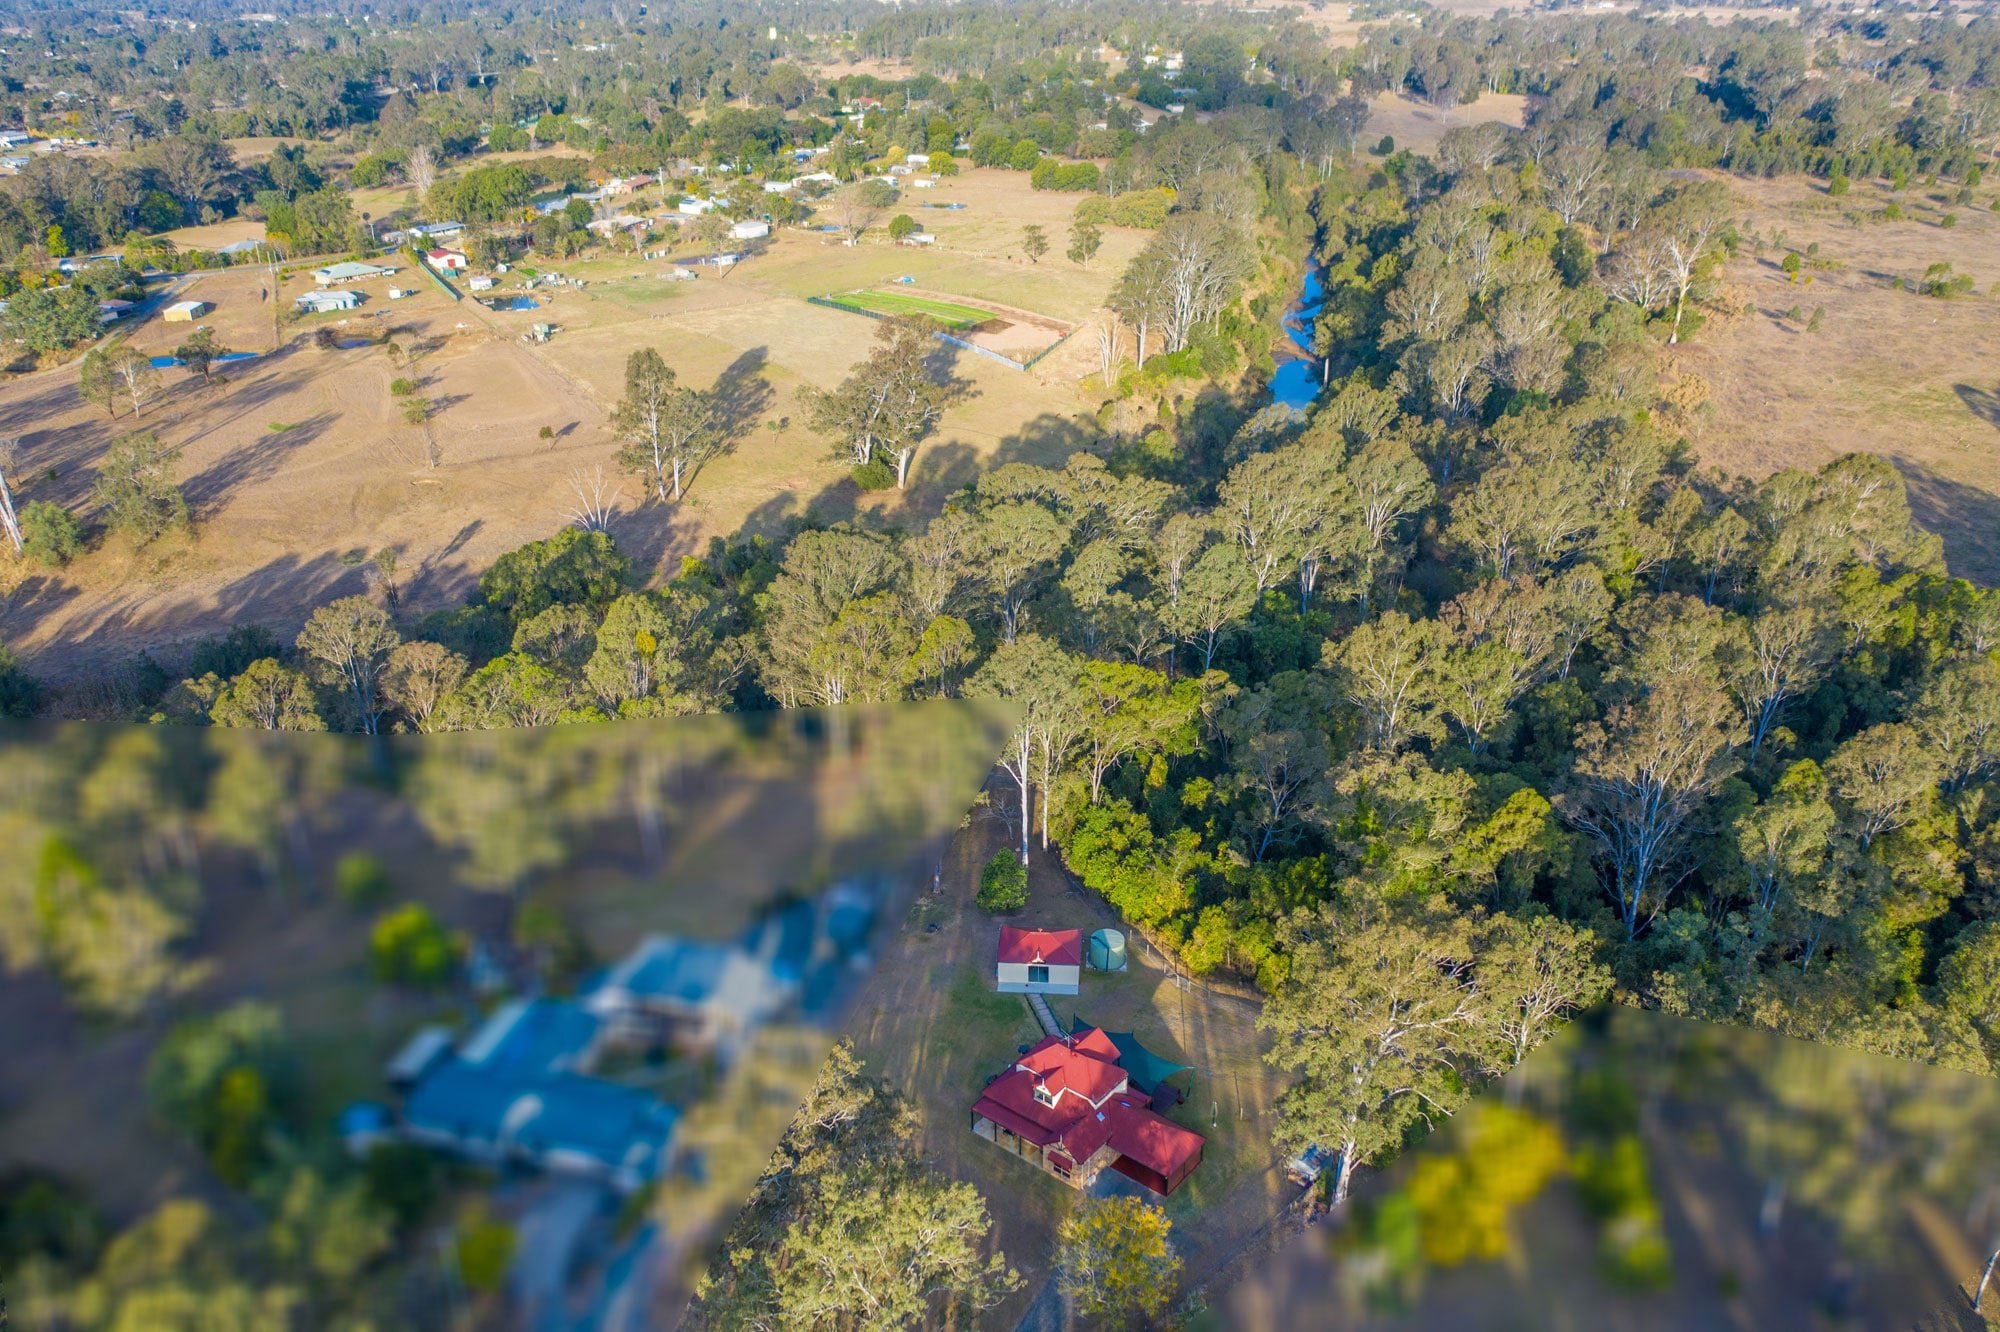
[
  {"left": 1332, "top": 1141, "right": 1356, "bottom": 1206},
  {"left": 0, "top": 464, "right": 20, "bottom": 555}
]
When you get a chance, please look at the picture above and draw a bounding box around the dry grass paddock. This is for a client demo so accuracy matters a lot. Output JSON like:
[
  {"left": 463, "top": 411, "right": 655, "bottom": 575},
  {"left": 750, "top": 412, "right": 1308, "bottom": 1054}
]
[
  {"left": 1684, "top": 172, "right": 2000, "bottom": 584},
  {"left": 0, "top": 168, "right": 1131, "bottom": 682},
  {"left": 1363, "top": 91, "right": 1529, "bottom": 155}
]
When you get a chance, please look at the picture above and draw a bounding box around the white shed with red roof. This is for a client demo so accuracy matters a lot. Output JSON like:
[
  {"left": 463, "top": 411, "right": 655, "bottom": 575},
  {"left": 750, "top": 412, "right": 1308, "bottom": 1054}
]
[{"left": 996, "top": 926, "right": 1082, "bottom": 996}]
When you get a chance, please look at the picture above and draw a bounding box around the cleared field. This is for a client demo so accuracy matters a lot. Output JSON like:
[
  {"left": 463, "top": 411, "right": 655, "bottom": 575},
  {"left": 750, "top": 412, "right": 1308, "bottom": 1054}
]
[
  {"left": 1685, "top": 172, "right": 2000, "bottom": 584},
  {"left": 0, "top": 169, "right": 1115, "bottom": 683},
  {"left": 1363, "top": 91, "right": 1528, "bottom": 154},
  {"left": 824, "top": 289, "right": 994, "bottom": 329}
]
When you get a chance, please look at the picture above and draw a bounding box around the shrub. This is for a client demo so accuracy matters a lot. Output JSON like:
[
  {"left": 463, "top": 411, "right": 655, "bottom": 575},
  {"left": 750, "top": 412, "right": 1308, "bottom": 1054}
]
[
  {"left": 851, "top": 457, "right": 897, "bottom": 490},
  {"left": 19, "top": 499, "right": 83, "bottom": 566},
  {"left": 362, "top": 1142, "right": 441, "bottom": 1228},
  {"left": 1827, "top": 173, "right": 1849, "bottom": 196},
  {"left": 454, "top": 1201, "right": 517, "bottom": 1294},
  {"left": 188, "top": 624, "right": 284, "bottom": 680},
  {"left": 976, "top": 851, "right": 1027, "bottom": 912},
  {"left": 0, "top": 639, "right": 37, "bottom": 718},
  {"left": 145, "top": 1001, "right": 296, "bottom": 1188},
  {"left": 370, "top": 904, "right": 461, "bottom": 988},
  {"left": 1942, "top": 212, "right": 1958, "bottom": 228},
  {"left": 1918, "top": 261, "right": 1975, "bottom": 297},
  {"left": 334, "top": 852, "right": 392, "bottom": 909},
  {"left": 389, "top": 376, "right": 421, "bottom": 396}
]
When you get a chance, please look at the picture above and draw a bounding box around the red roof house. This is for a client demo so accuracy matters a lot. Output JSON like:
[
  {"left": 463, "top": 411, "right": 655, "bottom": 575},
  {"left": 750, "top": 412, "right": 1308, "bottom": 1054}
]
[
  {"left": 970, "top": 1027, "right": 1205, "bottom": 1194},
  {"left": 996, "top": 927, "right": 1083, "bottom": 996}
]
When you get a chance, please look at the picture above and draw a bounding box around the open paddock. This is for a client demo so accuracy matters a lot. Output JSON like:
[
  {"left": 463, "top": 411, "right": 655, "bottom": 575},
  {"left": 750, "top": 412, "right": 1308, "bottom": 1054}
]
[
  {"left": 0, "top": 167, "right": 1117, "bottom": 683},
  {"left": 1686, "top": 172, "right": 2000, "bottom": 584},
  {"left": 1363, "top": 91, "right": 1528, "bottom": 154}
]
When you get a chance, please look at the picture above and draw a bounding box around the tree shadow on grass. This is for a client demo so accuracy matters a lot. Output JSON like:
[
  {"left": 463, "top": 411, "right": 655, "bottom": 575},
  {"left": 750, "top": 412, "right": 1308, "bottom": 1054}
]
[
  {"left": 1952, "top": 382, "right": 2000, "bottom": 431},
  {"left": 1890, "top": 454, "right": 2000, "bottom": 586},
  {"left": 3, "top": 548, "right": 371, "bottom": 682},
  {"left": 182, "top": 412, "right": 338, "bottom": 520}
]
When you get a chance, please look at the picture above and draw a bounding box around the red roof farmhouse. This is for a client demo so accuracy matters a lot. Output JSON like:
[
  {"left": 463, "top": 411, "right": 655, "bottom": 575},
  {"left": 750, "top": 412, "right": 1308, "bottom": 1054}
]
[{"left": 970, "top": 1026, "right": 1205, "bottom": 1195}]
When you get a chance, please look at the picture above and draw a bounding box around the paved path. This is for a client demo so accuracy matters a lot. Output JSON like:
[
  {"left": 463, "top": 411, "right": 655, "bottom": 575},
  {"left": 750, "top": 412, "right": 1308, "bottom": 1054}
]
[{"left": 1026, "top": 991, "right": 1060, "bottom": 1036}]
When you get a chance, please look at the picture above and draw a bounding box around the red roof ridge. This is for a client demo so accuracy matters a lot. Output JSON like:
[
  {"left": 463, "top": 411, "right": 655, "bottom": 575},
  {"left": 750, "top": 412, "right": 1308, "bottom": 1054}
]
[{"left": 997, "top": 926, "right": 1084, "bottom": 967}]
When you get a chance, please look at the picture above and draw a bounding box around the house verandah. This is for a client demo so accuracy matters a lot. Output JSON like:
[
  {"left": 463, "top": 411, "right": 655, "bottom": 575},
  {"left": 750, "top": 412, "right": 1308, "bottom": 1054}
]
[{"left": 969, "top": 1105, "right": 1121, "bottom": 1188}]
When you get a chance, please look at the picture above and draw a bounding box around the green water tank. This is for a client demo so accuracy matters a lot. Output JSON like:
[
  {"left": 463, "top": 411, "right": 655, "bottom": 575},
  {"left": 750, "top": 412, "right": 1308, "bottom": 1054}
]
[{"left": 1088, "top": 927, "right": 1127, "bottom": 972}]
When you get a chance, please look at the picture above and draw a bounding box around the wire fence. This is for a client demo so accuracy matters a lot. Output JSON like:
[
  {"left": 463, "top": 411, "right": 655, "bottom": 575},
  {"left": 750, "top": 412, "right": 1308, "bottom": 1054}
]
[{"left": 810, "top": 293, "right": 1064, "bottom": 373}]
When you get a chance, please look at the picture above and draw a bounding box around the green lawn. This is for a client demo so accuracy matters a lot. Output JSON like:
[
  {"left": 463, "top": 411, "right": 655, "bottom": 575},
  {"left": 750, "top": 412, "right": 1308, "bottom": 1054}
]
[{"left": 824, "top": 289, "right": 994, "bottom": 329}]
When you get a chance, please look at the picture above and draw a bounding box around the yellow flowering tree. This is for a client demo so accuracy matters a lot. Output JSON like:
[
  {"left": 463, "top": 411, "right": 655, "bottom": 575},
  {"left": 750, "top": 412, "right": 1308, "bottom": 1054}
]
[{"left": 1055, "top": 1195, "right": 1182, "bottom": 1321}]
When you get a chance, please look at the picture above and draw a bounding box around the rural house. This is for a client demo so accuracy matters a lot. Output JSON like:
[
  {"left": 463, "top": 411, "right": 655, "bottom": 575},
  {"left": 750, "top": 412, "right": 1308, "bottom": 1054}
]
[
  {"left": 296, "top": 290, "right": 360, "bottom": 313},
  {"left": 996, "top": 926, "right": 1082, "bottom": 995},
  {"left": 970, "top": 1025, "right": 1205, "bottom": 1194},
  {"left": 579, "top": 886, "right": 873, "bottom": 1052},
  {"left": 382, "top": 882, "right": 878, "bottom": 1195},
  {"left": 397, "top": 998, "right": 677, "bottom": 1194}
]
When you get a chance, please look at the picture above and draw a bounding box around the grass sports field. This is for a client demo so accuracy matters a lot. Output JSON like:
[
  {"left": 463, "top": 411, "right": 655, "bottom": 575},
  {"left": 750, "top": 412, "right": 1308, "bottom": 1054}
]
[{"left": 825, "top": 288, "right": 994, "bottom": 329}]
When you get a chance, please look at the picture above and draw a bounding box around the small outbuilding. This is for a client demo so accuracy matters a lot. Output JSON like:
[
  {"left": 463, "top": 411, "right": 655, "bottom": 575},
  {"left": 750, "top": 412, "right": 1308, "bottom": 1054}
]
[
  {"left": 996, "top": 927, "right": 1082, "bottom": 996},
  {"left": 467, "top": 274, "right": 495, "bottom": 291},
  {"left": 730, "top": 219, "right": 771, "bottom": 240},
  {"left": 426, "top": 248, "right": 469, "bottom": 272},
  {"left": 162, "top": 299, "right": 211, "bottom": 322}
]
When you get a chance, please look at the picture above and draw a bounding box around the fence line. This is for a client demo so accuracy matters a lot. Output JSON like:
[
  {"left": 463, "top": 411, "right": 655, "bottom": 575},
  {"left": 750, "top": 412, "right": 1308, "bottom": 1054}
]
[
  {"left": 1021, "top": 324, "right": 1079, "bottom": 372},
  {"left": 811, "top": 293, "right": 1031, "bottom": 371},
  {"left": 934, "top": 331, "right": 1027, "bottom": 371},
  {"left": 413, "top": 252, "right": 463, "bottom": 301}
]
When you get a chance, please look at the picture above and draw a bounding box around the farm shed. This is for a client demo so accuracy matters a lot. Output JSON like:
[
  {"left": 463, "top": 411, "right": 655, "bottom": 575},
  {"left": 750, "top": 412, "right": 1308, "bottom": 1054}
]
[
  {"left": 162, "top": 299, "right": 211, "bottom": 322},
  {"left": 996, "top": 927, "right": 1082, "bottom": 996},
  {"left": 313, "top": 261, "right": 396, "bottom": 286}
]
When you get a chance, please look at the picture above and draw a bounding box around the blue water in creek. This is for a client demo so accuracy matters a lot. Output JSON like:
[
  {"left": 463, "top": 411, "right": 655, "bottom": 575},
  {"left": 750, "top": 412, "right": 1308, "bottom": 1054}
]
[
  {"left": 1269, "top": 259, "right": 1325, "bottom": 410},
  {"left": 148, "top": 351, "right": 260, "bottom": 368}
]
